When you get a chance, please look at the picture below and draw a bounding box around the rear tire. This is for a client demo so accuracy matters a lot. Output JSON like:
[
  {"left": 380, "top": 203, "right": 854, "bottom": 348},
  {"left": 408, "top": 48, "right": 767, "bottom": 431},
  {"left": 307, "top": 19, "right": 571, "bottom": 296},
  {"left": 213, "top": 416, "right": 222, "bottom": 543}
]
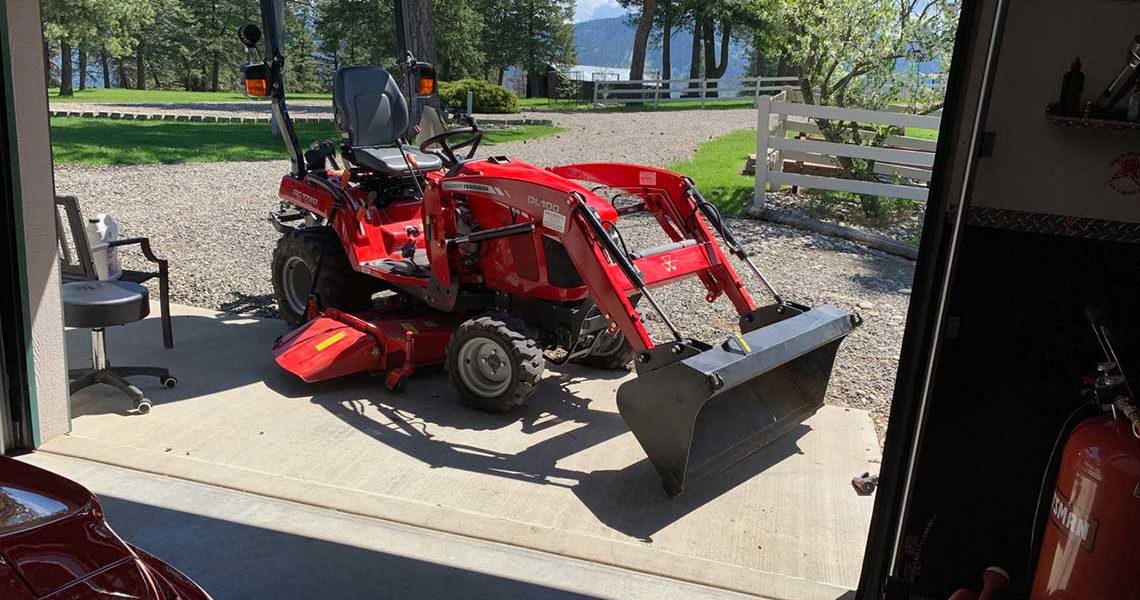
[
  {"left": 573, "top": 330, "right": 635, "bottom": 371},
  {"left": 272, "top": 228, "right": 375, "bottom": 326},
  {"left": 446, "top": 314, "right": 545, "bottom": 413}
]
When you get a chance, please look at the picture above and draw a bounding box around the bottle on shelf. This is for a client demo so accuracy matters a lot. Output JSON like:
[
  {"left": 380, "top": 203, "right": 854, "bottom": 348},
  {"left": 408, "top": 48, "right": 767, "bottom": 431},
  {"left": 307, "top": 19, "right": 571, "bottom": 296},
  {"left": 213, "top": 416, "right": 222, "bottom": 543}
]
[{"left": 1058, "top": 57, "right": 1085, "bottom": 116}]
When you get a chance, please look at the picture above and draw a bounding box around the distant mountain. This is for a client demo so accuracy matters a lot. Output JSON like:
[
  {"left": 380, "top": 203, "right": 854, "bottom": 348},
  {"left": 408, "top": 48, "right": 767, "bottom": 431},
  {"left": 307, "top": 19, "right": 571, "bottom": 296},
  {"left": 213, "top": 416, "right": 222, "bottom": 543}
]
[{"left": 572, "top": 16, "right": 751, "bottom": 79}]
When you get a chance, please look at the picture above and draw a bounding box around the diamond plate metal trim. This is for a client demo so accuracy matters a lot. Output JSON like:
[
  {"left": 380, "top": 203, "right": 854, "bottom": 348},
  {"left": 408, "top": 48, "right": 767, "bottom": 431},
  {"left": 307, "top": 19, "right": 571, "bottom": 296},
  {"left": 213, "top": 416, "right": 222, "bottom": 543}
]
[{"left": 967, "top": 207, "right": 1140, "bottom": 244}]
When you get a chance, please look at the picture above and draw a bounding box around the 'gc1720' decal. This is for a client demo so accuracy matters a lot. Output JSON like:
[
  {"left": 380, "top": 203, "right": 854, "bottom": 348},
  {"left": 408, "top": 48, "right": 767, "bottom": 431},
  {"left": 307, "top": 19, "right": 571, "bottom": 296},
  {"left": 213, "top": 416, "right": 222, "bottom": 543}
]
[{"left": 291, "top": 189, "right": 321, "bottom": 209}]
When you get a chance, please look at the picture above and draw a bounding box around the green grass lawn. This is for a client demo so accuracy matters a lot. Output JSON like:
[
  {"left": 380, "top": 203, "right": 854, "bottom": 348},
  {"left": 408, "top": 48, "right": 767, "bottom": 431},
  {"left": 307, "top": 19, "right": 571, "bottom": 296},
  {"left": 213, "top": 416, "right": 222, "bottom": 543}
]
[
  {"left": 668, "top": 128, "right": 757, "bottom": 214},
  {"left": 50, "top": 118, "right": 563, "bottom": 166},
  {"left": 670, "top": 127, "right": 927, "bottom": 241},
  {"left": 48, "top": 88, "right": 331, "bottom": 104},
  {"left": 905, "top": 127, "right": 939, "bottom": 141}
]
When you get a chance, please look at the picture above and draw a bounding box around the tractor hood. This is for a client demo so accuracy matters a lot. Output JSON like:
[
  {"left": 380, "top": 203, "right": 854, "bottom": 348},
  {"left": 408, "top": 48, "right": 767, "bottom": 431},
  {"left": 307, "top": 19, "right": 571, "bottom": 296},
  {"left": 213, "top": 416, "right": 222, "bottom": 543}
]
[{"left": 451, "top": 157, "right": 622, "bottom": 223}]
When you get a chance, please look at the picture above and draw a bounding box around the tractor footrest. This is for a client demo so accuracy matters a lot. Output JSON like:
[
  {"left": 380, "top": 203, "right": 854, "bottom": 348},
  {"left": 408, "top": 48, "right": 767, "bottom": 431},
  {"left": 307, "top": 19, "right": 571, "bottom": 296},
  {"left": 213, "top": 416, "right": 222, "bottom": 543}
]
[{"left": 361, "top": 252, "right": 430, "bottom": 278}]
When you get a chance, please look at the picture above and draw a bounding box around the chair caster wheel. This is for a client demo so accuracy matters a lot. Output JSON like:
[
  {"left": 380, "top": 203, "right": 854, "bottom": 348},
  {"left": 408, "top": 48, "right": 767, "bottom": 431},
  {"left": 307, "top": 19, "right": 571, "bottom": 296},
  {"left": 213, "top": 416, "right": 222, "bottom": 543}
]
[
  {"left": 161, "top": 376, "right": 178, "bottom": 389},
  {"left": 136, "top": 399, "right": 153, "bottom": 415}
]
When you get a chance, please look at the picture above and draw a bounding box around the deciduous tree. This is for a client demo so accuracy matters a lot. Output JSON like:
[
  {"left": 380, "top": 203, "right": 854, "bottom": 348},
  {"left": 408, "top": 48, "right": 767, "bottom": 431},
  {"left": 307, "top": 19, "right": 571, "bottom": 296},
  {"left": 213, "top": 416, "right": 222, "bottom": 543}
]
[{"left": 782, "top": 0, "right": 959, "bottom": 211}]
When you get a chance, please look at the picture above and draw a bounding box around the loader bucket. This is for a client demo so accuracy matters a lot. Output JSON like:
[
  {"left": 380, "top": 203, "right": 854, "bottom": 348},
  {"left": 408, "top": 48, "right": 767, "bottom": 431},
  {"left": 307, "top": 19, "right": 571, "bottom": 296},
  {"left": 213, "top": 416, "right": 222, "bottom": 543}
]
[{"left": 617, "top": 304, "right": 858, "bottom": 496}]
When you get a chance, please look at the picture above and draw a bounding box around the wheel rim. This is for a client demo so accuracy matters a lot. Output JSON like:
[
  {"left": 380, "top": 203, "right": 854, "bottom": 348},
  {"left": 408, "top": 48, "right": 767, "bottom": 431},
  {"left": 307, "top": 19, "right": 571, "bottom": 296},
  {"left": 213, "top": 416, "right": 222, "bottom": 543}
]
[
  {"left": 456, "top": 337, "right": 513, "bottom": 398},
  {"left": 282, "top": 255, "right": 313, "bottom": 317}
]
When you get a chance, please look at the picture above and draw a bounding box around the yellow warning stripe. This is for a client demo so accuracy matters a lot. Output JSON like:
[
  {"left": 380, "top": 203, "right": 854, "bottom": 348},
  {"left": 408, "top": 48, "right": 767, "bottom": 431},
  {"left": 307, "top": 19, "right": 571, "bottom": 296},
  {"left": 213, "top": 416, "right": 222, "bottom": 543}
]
[
  {"left": 315, "top": 331, "right": 346, "bottom": 351},
  {"left": 734, "top": 333, "right": 752, "bottom": 353}
]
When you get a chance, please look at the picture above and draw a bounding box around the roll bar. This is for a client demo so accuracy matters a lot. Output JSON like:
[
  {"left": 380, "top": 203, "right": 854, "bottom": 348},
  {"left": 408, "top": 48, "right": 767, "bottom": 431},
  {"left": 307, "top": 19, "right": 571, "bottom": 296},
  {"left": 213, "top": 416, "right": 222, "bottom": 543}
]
[{"left": 258, "top": 0, "right": 305, "bottom": 176}]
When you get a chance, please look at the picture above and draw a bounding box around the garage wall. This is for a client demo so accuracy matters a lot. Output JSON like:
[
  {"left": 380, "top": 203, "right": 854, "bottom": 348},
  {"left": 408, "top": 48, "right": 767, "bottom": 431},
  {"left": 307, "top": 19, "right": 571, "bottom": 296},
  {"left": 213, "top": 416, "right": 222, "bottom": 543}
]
[
  {"left": 972, "top": 0, "right": 1140, "bottom": 221},
  {"left": 3, "top": 0, "right": 70, "bottom": 443},
  {"left": 895, "top": 1, "right": 1140, "bottom": 595}
]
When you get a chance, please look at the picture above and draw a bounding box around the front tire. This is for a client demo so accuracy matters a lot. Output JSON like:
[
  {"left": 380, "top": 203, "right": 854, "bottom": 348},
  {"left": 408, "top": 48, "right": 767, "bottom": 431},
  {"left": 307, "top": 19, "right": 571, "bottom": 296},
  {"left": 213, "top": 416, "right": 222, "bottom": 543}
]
[
  {"left": 272, "top": 228, "right": 375, "bottom": 326},
  {"left": 446, "top": 314, "right": 545, "bottom": 412}
]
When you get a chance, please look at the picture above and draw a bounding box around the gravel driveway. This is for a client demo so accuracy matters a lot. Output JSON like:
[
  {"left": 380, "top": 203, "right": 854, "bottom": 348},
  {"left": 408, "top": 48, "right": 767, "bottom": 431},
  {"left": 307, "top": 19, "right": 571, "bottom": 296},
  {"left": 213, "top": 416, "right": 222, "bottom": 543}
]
[{"left": 53, "top": 108, "right": 913, "bottom": 437}]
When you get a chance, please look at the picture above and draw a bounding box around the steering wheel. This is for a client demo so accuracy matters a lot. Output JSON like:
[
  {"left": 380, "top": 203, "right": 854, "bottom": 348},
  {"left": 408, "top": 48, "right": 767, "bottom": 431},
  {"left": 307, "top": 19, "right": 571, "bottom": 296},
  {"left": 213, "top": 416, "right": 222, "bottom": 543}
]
[{"left": 419, "top": 127, "right": 483, "bottom": 166}]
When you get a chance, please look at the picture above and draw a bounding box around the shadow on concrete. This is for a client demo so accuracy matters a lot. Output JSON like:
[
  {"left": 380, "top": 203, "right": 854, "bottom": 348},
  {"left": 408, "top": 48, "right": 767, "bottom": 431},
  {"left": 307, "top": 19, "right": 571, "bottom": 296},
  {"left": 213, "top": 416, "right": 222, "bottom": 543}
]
[
  {"left": 266, "top": 363, "right": 806, "bottom": 540},
  {"left": 98, "top": 495, "right": 603, "bottom": 600},
  {"left": 570, "top": 425, "right": 810, "bottom": 542},
  {"left": 65, "top": 311, "right": 291, "bottom": 417},
  {"left": 69, "top": 308, "right": 810, "bottom": 540},
  {"left": 217, "top": 291, "right": 279, "bottom": 319}
]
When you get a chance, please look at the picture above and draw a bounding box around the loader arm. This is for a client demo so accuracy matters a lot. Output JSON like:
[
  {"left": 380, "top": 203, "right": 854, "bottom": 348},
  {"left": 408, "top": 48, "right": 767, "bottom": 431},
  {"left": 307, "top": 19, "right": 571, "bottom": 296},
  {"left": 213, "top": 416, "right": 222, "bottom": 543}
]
[
  {"left": 433, "top": 162, "right": 860, "bottom": 496},
  {"left": 550, "top": 163, "right": 758, "bottom": 315},
  {"left": 429, "top": 166, "right": 765, "bottom": 353}
]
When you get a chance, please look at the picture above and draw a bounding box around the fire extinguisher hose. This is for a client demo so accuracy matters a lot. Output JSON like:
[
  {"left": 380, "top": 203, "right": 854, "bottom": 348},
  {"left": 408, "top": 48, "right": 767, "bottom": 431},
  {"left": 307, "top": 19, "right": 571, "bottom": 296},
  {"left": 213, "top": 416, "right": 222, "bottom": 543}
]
[
  {"left": 1114, "top": 397, "right": 1140, "bottom": 438},
  {"left": 1026, "top": 401, "right": 1097, "bottom": 575}
]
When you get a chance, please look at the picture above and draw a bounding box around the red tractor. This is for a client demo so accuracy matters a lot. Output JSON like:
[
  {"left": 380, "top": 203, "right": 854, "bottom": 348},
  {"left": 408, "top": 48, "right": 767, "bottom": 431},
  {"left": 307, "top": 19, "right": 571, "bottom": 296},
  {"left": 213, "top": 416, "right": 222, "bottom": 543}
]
[{"left": 239, "top": 2, "right": 859, "bottom": 495}]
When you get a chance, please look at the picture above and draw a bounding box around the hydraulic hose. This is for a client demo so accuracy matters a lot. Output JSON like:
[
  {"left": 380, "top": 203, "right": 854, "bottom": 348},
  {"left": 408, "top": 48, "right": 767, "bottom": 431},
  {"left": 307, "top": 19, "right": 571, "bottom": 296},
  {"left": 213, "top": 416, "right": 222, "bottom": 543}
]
[{"left": 685, "top": 182, "right": 784, "bottom": 304}]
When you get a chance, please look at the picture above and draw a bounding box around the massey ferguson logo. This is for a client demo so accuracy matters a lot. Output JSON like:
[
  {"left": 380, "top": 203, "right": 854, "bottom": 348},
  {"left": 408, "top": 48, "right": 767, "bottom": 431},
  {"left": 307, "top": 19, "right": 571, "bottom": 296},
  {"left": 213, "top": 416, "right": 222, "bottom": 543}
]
[
  {"left": 661, "top": 254, "right": 678, "bottom": 272},
  {"left": 1049, "top": 488, "right": 1099, "bottom": 552},
  {"left": 1109, "top": 152, "right": 1140, "bottom": 195},
  {"left": 441, "top": 181, "right": 510, "bottom": 197}
]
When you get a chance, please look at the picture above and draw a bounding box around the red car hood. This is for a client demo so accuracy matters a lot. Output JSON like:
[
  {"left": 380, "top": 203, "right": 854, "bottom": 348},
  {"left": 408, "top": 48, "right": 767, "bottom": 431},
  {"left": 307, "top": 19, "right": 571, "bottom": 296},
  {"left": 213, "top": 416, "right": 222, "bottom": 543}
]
[{"left": 0, "top": 457, "right": 153, "bottom": 598}]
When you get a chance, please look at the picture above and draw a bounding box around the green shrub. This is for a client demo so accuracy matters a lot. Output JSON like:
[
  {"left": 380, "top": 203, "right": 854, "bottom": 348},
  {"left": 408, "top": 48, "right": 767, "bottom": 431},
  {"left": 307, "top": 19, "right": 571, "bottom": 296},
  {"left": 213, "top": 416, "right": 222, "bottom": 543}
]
[{"left": 439, "top": 78, "right": 520, "bottom": 114}]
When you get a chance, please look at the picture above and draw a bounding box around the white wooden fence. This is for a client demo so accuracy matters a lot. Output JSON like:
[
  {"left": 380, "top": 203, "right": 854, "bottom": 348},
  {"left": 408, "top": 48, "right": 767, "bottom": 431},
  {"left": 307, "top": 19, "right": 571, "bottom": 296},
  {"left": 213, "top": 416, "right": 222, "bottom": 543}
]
[
  {"left": 593, "top": 76, "right": 799, "bottom": 107},
  {"left": 753, "top": 96, "right": 942, "bottom": 205}
]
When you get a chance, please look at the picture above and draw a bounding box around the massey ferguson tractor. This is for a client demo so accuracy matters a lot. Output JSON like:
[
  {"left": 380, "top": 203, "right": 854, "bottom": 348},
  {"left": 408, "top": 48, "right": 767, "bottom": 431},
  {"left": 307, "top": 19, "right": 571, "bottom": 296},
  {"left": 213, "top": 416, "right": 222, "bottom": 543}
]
[{"left": 239, "top": 0, "right": 859, "bottom": 495}]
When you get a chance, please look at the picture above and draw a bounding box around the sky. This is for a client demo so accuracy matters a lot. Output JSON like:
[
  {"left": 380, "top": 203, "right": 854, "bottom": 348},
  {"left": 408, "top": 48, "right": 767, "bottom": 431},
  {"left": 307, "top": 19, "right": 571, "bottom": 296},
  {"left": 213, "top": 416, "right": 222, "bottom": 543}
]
[{"left": 575, "top": 0, "right": 626, "bottom": 22}]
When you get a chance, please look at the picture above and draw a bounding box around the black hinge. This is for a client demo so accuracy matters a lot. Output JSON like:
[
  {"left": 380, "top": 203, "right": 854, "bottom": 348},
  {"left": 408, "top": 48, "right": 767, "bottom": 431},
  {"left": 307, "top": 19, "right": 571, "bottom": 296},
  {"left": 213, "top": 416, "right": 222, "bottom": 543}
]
[
  {"left": 944, "top": 316, "right": 961, "bottom": 340},
  {"left": 978, "top": 131, "right": 996, "bottom": 157}
]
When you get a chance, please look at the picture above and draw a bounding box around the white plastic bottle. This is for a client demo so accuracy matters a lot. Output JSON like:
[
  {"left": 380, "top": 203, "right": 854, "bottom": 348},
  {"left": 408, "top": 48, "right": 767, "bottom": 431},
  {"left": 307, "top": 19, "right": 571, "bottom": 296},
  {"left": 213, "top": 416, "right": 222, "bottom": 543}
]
[{"left": 84, "top": 214, "right": 122, "bottom": 280}]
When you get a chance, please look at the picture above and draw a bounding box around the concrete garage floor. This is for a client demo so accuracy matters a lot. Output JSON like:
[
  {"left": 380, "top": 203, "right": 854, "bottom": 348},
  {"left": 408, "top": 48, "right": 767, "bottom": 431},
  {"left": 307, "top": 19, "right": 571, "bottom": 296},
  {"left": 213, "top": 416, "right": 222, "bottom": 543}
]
[
  {"left": 19, "top": 453, "right": 760, "bottom": 600},
  {"left": 45, "top": 303, "right": 881, "bottom": 600}
]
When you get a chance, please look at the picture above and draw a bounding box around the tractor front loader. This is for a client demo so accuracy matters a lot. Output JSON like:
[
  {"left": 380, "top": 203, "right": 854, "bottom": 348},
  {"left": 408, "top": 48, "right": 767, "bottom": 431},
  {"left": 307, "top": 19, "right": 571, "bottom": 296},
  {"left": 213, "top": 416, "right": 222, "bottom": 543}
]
[{"left": 240, "top": 0, "right": 860, "bottom": 495}]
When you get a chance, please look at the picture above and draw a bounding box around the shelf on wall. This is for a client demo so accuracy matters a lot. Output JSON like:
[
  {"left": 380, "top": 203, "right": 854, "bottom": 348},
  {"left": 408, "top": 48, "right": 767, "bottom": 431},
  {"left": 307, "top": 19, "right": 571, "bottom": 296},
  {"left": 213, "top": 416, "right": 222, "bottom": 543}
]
[{"left": 1046, "top": 112, "right": 1140, "bottom": 131}]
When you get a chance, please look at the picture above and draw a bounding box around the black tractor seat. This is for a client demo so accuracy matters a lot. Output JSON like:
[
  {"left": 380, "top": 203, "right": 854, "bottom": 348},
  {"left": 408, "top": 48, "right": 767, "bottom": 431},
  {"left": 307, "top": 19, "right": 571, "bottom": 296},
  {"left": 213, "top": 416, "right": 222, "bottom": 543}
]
[
  {"left": 349, "top": 145, "right": 443, "bottom": 175},
  {"left": 334, "top": 66, "right": 442, "bottom": 176}
]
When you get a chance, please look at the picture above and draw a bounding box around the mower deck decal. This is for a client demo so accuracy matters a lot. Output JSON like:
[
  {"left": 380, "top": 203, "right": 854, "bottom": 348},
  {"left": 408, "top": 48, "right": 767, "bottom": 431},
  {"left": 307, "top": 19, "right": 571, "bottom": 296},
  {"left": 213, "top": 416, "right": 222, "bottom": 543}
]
[{"left": 314, "top": 331, "right": 347, "bottom": 351}]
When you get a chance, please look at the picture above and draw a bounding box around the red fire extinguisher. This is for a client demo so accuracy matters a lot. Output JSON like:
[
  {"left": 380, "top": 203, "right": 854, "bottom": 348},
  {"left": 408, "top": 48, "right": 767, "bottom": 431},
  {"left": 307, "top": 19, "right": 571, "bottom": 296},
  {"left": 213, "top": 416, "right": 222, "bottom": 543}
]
[{"left": 1029, "top": 318, "right": 1140, "bottom": 600}]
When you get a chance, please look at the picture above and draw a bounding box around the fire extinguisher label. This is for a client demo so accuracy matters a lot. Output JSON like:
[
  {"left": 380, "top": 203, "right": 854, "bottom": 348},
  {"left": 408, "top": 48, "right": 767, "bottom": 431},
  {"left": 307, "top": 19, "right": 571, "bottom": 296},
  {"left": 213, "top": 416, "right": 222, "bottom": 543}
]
[{"left": 1049, "top": 486, "right": 1100, "bottom": 552}]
